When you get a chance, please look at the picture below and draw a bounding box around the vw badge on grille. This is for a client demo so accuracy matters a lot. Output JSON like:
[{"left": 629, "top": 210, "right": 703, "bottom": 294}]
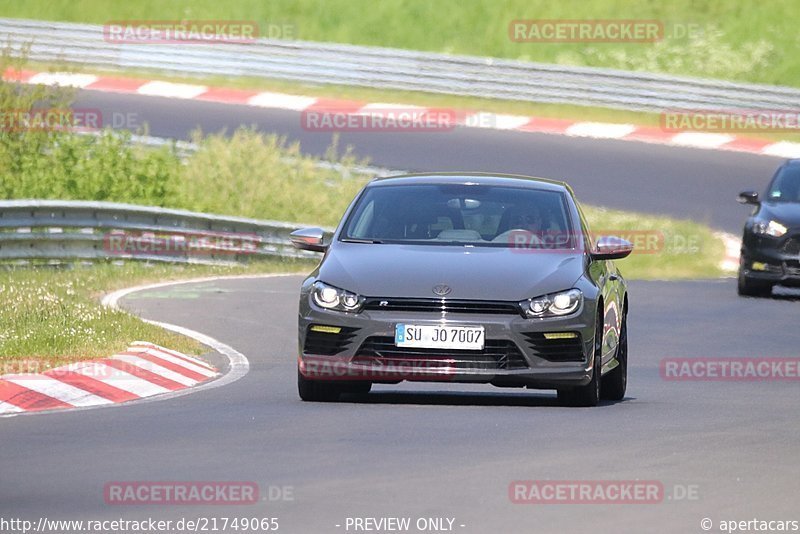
[{"left": 432, "top": 284, "right": 452, "bottom": 296}]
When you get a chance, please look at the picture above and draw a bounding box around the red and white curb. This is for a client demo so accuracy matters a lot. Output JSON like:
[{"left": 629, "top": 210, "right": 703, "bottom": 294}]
[
  {"left": 0, "top": 275, "right": 277, "bottom": 418},
  {"left": 4, "top": 68, "right": 800, "bottom": 158},
  {"left": 716, "top": 232, "right": 742, "bottom": 273},
  {"left": 0, "top": 342, "right": 218, "bottom": 415}
]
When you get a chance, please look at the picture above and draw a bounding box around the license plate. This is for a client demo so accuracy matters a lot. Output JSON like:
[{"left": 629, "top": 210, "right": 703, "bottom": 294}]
[{"left": 395, "top": 324, "right": 484, "bottom": 350}]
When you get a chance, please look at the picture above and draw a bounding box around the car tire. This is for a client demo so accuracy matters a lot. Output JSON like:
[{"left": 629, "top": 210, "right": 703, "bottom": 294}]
[
  {"left": 737, "top": 260, "right": 773, "bottom": 297},
  {"left": 601, "top": 309, "right": 627, "bottom": 401},
  {"left": 558, "top": 311, "right": 603, "bottom": 407},
  {"left": 340, "top": 382, "right": 373, "bottom": 395},
  {"left": 297, "top": 369, "right": 372, "bottom": 402},
  {"left": 297, "top": 368, "right": 341, "bottom": 402}
]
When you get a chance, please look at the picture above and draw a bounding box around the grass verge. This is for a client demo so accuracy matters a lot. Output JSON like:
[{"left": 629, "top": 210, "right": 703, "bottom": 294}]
[
  {"left": 2, "top": 0, "right": 796, "bottom": 88},
  {"left": 582, "top": 206, "right": 724, "bottom": 280},
  {"left": 0, "top": 258, "right": 314, "bottom": 370}
]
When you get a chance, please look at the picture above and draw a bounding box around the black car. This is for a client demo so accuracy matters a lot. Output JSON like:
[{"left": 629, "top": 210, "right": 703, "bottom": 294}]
[{"left": 737, "top": 159, "right": 800, "bottom": 296}]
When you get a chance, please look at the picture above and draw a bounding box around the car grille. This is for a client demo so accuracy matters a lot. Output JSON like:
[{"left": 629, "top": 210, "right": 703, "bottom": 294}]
[
  {"left": 303, "top": 325, "right": 360, "bottom": 355},
  {"left": 362, "top": 298, "right": 522, "bottom": 316},
  {"left": 353, "top": 336, "right": 529, "bottom": 370},
  {"left": 785, "top": 260, "right": 800, "bottom": 276},
  {"left": 782, "top": 236, "right": 800, "bottom": 256},
  {"left": 522, "top": 332, "right": 585, "bottom": 362}
]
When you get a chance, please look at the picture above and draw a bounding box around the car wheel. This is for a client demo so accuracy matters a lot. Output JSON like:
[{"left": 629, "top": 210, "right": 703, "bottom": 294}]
[
  {"left": 297, "top": 368, "right": 372, "bottom": 402},
  {"left": 340, "top": 382, "right": 373, "bottom": 395},
  {"left": 737, "top": 260, "right": 772, "bottom": 297},
  {"left": 601, "top": 309, "right": 627, "bottom": 401},
  {"left": 558, "top": 310, "right": 603, "bottom": 407},
  {"left": 297, "top": 368, "right": 341, "bottom": 402}
]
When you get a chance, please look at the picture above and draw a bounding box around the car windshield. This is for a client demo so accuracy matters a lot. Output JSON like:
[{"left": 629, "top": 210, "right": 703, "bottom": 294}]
[
  {"left": 766, "top": 165, "right": 800, "bottom": 202},
  {"left": 341, "top": 183, "right": 576, "bottom": 248}
]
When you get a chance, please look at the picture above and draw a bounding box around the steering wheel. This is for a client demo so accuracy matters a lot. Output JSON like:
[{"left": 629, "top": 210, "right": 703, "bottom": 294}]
[{"left": 492, "top": 229, "right": 543, "bottom": 245}]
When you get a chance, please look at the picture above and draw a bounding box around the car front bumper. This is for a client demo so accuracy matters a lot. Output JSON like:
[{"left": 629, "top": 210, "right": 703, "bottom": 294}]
[
  {"left": 297, "top": 303, "right": 597, "bottom": 390},
  {"left": 741, "top": 234, "right": 800, "bottom": 287}
]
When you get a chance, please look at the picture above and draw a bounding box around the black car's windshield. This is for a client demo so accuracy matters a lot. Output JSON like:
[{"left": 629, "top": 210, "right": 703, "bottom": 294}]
[
  {"left": 766, "top": 165, "right": 800, "bottom": 202},
  {"left": 341, "top": 183, "right": 576, "bottom": 248}
]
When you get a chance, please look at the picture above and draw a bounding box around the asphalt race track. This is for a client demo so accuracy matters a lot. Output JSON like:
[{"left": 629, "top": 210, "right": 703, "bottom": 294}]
[
  {"left": 2, "top": 276, "right": 799, "bottom": 533},
  {"left": 1, "top": 89, "right": 798, "bottom": 533},
  {"left": 73, "top": 89, "right": 783, "bottom": 233}
]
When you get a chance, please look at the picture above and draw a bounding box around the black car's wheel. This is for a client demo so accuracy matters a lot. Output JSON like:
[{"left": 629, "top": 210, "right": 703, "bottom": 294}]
[
  {"left": 601, "top": 309, "right": 627, "bottom": 401},
  {"left": 297, "top": 369, "right": 371, "bottom": 402},
  {"left": 737, "top": 259, "right": 773, "bottom": 297},
  {"left": 558, "top": 310, "right": 603, "bottom": 407}
]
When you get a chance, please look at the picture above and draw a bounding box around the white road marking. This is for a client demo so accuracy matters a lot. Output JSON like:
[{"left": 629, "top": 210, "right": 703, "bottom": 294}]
[
  {"left": 247, "top": 92, "right": 318, "bottom": 110},
  {"left": 472, "top": 113, "right": 531, "bottom": 130},
  {"left": 137, "top": 81, "right": 208, "bottom": 99},
  {"left": 0, "top": 401, "right": 23, "bottom": 414},
  {"left": 28, "top": 72, "right": 98, "bottom": 88},
  {"left": 566, "top": 122, "right": 637, "bottom": 139},
  {"left": 357, "top": 103, "right": 425, "bottom": 112},
  {"left": 760, "top": 142, "right": 800, "bottom": 158},
  {"left": 670, "top": 132, "right": 735, "bottom": 149}
]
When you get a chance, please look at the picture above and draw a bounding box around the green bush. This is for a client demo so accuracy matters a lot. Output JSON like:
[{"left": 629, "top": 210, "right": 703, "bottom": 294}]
[{"left": 1, "top": 52, "right": 371, "bottom": 225}]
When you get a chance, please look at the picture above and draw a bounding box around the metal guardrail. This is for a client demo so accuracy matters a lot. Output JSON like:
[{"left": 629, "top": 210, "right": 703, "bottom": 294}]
[
  {"left": 3, "top": 18, "right": 800, "bottom": 113},
  {"left": 0, "top": 200, "right": 329, "bottom": 265}
]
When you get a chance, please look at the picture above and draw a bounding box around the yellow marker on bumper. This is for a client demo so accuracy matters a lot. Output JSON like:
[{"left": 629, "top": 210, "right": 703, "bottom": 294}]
[
  {"left": 310, "top": 325, "right": 342, "bottom": 334},
  {"left": 543, "top": 332, "right": 578, "bottom": 340}
]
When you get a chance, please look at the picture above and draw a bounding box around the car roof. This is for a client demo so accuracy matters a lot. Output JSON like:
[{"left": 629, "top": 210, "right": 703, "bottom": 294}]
[{"left": 369, "top": 172, "right": 571, "bottom": 193}]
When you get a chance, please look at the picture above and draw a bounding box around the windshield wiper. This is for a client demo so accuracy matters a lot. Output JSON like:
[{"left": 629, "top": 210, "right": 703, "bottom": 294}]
[{"left": 340, "top": 238, "right": 384, "bottom": 244}]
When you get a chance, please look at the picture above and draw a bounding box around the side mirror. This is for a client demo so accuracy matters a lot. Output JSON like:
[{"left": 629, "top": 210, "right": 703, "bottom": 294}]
[
  {"left": 289, "top": 227, "right": 328, "bottom": 252},
  {"left": 738, "top": 191, "right": 760, "bottom": 205},
  {"left": 591, "top": 236, "right": 633, "bottom": 260}
]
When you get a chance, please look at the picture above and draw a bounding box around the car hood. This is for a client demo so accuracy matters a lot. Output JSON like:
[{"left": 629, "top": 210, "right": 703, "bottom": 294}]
[
  {"left": 318, "top": 242, "right": 585, "bottom": 301},
  {"left": 759, "top": 202, "right": 800, "bottom": 228}
]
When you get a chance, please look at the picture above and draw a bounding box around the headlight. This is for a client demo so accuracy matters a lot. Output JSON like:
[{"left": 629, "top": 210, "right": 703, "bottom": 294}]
[
  {"left": 311, "top": 281, "right": 364, "bottom": 313},
  {"left": 752, "top": 220, "right": 788, "bottom": 238},
  {"left": 520, "top": 289, "right": 582, "bottom": 318}
]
